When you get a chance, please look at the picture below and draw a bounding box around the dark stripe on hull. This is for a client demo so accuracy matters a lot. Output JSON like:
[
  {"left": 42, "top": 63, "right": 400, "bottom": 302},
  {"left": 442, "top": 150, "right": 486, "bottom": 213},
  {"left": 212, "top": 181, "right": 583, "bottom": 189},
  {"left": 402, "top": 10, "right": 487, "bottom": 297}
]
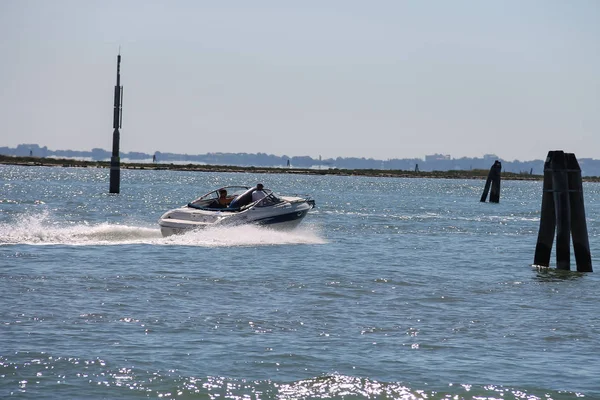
[{"left": 254, "top": 209, "right": 309, "bottom": 226}]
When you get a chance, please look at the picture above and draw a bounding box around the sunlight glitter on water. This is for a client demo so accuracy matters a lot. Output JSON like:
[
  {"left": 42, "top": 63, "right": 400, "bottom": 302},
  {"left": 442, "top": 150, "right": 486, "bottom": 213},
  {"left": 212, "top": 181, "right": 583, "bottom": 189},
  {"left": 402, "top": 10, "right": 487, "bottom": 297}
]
[{"left": 0, "top": 355, "right": 583, "bottom": 400}]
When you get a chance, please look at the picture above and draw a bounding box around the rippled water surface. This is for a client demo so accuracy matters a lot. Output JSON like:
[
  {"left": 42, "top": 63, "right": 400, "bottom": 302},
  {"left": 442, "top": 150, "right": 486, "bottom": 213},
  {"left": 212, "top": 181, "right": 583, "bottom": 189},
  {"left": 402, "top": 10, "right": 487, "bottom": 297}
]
[{"left": 1, "top": 165, "right": 600, "bottom": 399}]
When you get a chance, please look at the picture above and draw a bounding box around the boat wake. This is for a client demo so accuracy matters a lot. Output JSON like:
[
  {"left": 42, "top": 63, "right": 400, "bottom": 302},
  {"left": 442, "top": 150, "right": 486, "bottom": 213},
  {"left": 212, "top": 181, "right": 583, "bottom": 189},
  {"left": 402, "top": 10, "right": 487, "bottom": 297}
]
[
  {"left": 163, "top": 224, "right": 326, "bottom": 247},
  {"left": 0, "top": 212, "right": 325, "bottom": 247}
]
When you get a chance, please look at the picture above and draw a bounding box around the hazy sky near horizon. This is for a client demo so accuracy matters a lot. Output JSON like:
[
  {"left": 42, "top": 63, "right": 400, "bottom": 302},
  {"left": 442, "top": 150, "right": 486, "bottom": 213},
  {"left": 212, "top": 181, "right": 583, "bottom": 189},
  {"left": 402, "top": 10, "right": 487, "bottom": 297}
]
[{"left": 1, "top": 0, "right": 599, "bottom": 161}]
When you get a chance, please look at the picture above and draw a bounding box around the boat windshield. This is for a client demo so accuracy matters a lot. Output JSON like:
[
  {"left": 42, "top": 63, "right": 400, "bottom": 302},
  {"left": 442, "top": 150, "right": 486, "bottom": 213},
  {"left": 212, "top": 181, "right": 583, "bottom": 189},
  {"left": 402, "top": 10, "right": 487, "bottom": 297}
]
[
  {"left": 255, "top": 190, "right": 284, "bottom": 207},
  {"left": 189, "top": 186, "right": 249, "bottom": 208},
  {"left": 187, "top": 186, "right": 286, "bottom": 210}
]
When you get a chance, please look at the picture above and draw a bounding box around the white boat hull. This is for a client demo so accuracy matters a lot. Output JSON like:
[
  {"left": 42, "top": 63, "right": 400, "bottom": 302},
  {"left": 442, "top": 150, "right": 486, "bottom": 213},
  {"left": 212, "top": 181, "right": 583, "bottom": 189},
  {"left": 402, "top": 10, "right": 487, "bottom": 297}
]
[{"left": 158, "top": 195, "right": 312, "bottom": 237}]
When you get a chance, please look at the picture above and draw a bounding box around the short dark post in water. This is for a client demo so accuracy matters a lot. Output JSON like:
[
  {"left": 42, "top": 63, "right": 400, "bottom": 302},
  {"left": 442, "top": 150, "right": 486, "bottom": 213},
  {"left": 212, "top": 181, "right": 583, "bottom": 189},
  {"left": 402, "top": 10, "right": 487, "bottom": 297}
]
[
  {"left": 533, "top": 151, "right": 592, "bottom": 272},
  {"left": 480, "top": 160, "right": 502, "bottom": 203},
  {"left": 109, "top": 53, "right": 123, "bottom": 194}
]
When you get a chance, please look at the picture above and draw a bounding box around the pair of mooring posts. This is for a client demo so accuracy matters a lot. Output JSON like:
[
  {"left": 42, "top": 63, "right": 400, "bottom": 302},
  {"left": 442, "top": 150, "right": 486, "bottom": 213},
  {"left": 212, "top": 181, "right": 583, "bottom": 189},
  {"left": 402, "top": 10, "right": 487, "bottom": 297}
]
[
  {"left": 534, "top": 151, "right": 592, "bottom": 272},
  {"left": 480, "top": 160, "right": 501, "bottom": 203}
]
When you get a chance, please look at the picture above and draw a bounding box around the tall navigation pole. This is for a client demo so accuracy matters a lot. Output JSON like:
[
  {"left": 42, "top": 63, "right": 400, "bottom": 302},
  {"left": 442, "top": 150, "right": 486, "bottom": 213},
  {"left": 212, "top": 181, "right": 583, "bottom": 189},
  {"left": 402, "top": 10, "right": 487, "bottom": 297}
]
[{"left": 109, "top": 52, "right": 123, "bottom": 194}]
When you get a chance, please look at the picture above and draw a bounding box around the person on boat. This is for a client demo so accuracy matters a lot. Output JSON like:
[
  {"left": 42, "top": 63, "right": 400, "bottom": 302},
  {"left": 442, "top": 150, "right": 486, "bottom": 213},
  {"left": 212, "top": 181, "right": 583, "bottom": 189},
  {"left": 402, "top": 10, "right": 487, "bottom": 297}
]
[
  {"left": 217, "top": 189, "right": 232, "bottom": 207},
  {"left": 252, "top": 183, "right": 267, "bottom": 201}
]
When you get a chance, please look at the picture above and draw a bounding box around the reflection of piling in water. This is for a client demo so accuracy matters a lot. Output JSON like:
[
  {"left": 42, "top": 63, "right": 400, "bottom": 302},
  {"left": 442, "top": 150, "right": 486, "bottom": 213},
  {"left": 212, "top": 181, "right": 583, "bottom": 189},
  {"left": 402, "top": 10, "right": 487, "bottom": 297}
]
[
  {"left": 533, "top": 151, "right": 592, "bottom": 272},
  {"left": 480, "top": 160, "right": 501, "bottom": 203}
]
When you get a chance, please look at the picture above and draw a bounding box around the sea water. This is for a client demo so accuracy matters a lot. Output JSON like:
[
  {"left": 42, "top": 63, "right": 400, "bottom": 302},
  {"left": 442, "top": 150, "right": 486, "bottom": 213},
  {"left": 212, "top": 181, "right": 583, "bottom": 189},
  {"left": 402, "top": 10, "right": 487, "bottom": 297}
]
[{"left": 1, "top": 164, "right": 599, "bottom": 399}]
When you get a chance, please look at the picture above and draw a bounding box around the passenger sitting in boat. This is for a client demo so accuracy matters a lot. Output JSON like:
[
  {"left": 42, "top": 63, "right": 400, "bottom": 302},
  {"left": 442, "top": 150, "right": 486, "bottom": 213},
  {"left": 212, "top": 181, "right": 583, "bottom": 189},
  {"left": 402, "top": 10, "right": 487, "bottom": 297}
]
[
  {"left": 216, "top": 189, "right": 232, "bottom": 208},
  {"left": 252, "top": 183, "right": 267, "bottom": 201}
]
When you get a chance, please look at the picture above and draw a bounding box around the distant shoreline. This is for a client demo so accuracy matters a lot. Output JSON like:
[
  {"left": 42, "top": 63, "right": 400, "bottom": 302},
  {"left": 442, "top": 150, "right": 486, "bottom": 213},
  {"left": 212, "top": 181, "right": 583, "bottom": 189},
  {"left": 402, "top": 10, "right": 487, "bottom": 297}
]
[
  {"left": 0, "top": 154, "right": 554, "bottom": 181},
  {"left": 2, "top": 154, "right": 595, "bottom": 182}
]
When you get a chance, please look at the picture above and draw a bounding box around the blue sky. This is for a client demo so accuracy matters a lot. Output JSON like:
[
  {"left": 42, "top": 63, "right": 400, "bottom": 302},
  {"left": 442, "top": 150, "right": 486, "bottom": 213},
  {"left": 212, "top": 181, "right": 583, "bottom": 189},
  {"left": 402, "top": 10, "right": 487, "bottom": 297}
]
[{"left": 1, "top": 0, "right": 598, "bottom": 161}]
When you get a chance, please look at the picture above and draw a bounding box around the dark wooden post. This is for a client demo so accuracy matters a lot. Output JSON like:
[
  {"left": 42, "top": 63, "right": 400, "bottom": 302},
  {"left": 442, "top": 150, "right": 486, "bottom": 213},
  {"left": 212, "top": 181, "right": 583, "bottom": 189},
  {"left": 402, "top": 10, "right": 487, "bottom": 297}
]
[
  {"left": 489, "top": 161, "right": 501, "bottom": 203},
  {"left": 533, "top": 154, "right": 555, "bottom": 267},
  {"left": 480, "top": 160, "right": 501, "bottom": 203},
  {"left": 109, "top": 53, "right": 123, "bottom": 194},
  {"left": 480, "top": 172, "right": 492, "bottom": 203},
  {"left": 566, "top": 153, "right": 593, "bottom": 272},
  {"left": 551, "top": 151, "right": 571, "bottom": 270}
]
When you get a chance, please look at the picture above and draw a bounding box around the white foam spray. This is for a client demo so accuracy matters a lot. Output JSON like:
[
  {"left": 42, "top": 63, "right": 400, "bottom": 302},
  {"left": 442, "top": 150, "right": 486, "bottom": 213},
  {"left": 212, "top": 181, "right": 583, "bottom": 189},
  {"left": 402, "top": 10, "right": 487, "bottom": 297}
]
[{"left": 0, "top": 211, "right": 325, "bottom": 247}]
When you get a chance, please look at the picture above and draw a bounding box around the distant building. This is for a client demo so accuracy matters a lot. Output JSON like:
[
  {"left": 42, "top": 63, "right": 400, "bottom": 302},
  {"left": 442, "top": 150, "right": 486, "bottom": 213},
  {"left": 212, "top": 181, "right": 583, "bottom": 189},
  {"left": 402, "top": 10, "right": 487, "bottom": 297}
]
[{"left": 425, "top": 153, "right": 451, "bottom": 162}]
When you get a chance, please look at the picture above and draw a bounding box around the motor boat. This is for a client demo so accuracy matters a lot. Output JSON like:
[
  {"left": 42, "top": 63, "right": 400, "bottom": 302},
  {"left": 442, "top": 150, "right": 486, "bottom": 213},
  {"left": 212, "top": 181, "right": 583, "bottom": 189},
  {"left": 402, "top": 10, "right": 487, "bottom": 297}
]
[{"left": 158, "top": 185, "right": 315, "bottom": 236}]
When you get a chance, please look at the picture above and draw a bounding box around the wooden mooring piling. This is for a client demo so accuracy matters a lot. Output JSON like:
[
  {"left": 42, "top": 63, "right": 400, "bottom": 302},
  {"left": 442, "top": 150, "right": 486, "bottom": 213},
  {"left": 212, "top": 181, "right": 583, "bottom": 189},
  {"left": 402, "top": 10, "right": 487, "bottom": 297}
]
[{"left": 533, "top": 151, "right": 592, "bottom": 272}]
